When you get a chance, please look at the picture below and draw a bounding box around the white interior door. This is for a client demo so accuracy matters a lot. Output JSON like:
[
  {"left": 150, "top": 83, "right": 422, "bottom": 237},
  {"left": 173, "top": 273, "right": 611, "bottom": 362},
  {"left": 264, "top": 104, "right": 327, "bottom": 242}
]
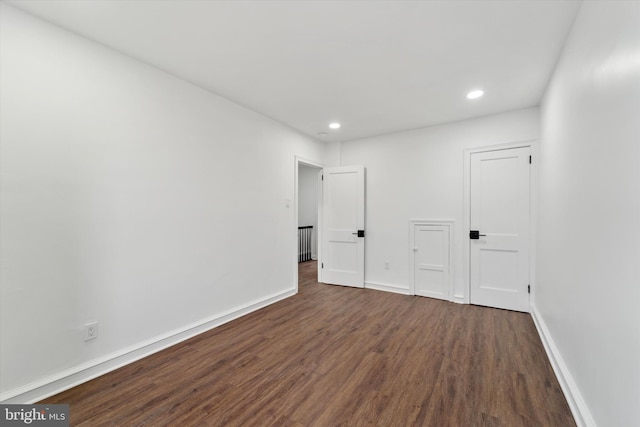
[
  {"left": 320, "top": 166, "right": 365, "bottom": 288},
  {"left": 470, "top": 147, "right": 530, "bottom": 312},
  {"left": 413, "top": 224, "right": 450, "bottom": 301}
]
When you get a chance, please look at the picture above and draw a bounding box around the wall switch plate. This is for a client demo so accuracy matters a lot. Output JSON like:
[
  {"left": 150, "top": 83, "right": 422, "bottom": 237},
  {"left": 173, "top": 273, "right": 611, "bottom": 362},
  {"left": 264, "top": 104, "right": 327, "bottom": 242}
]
[{"left": 85, "top": 321, "right": 98, "bottom": 341}]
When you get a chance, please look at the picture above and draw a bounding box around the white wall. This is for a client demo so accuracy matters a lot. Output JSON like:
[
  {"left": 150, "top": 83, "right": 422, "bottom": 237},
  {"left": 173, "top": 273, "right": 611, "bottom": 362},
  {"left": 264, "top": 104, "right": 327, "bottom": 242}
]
[
  {"left": 324, "top": 141, "right": 342, "bottom": 167},
  {"left": 340, "top": 108, "right": 539, "bottom": 297},
  {"left": 297, "top": 165, "right": 319, "bottom": 260},
  {"left": 535, "top": 2, "right": 640, "bottom": 426},
  {"left": 0, "top": 4, "right": 325, "bottom": 401}
]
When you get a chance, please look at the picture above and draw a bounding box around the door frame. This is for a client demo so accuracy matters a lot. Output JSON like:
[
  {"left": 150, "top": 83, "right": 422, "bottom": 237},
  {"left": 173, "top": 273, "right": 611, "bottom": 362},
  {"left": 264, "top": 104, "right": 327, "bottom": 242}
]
[
  {"left": 462, "top": 140, "right": 538, "bottom": 305},
  {"left": 294, "top": 156, "right": 324, "bottom": 292}
]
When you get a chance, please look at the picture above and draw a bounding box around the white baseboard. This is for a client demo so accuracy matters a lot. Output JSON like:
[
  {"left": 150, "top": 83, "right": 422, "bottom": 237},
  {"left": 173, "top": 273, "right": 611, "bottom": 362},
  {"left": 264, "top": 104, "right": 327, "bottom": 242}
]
[
  {"left": 0, "top": 289, "right": 296, "bottom": 404},
  {"left": 531, "top": 305, "right": 596, "bottom": 427},
  {"left": 365, "top": 281, "right": 412, "bottom": 295},
  {"left": 365, "top": 281, "right": 467, "bottom": 305},
  {"left": 452, "top": 294, "right": 465, "bottom": 304}
]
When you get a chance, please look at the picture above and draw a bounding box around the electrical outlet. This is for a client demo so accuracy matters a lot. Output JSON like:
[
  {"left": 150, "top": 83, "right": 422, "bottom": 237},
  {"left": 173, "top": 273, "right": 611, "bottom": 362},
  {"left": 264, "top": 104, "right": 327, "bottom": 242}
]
[
  {"left": 85, "top": 321, "right": 98, "bottom": 341},
  {"left": 385, "top": 261, "right": 390, "bottom": 270}
]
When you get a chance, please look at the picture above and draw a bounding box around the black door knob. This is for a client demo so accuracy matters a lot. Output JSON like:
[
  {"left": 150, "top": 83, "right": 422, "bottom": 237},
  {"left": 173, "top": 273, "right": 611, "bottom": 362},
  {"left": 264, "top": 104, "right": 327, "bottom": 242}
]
[{"left": 470, "top": 230, "right": 487, "bottom": 239}]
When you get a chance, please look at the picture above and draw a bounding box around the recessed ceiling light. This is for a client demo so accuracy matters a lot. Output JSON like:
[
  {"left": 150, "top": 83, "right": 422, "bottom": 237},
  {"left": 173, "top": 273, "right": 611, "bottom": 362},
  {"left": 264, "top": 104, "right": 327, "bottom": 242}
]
[
  {"left": 317, "top": 132, "right": 329, "bottom": 137},
  {"left": 466, "top": 90, "right": 484, "bottom": 100},
  {"left": 329, "top": 122, "right": 341, "bottom": 129}
]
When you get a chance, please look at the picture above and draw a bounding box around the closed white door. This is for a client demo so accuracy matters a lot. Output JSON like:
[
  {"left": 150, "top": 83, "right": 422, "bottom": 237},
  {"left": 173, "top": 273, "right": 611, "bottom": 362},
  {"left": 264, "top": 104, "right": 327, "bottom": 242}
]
[
  {"left": 320, "top": 166, "right": 365, "bottom": 288},
  {"left": 413, "top": 224, "right": 450, "bottom": 301},
  {"left": 470, "top": 147, "right": 530, "bottom": 312}
]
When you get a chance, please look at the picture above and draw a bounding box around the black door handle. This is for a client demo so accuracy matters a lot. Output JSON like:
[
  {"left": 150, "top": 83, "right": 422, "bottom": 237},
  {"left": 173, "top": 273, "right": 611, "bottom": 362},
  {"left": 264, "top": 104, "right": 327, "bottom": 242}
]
[
  {"left": 470, "top": 230, "right": 486, "bottom": 239},
  {"left": 352, "top": 230, "right": 365, "bottom": 237}
]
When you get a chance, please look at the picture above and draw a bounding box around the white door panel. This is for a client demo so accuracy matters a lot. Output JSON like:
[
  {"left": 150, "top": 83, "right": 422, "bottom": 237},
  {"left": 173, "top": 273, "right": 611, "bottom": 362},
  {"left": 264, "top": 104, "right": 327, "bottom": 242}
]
[
  {"left": 320, "top": 166, "right": 365, "bottom": 287},
  {"left": 413, "top": 224, "right": 450, "bottom": 301},
  {"left": 470, "top": 147, "right": 530, "bottom": 312}
]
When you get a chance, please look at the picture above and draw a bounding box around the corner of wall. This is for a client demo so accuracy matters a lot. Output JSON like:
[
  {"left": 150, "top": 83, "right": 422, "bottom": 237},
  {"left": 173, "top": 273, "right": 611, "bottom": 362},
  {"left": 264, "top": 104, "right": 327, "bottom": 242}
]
[{"left": 530, "top": 305, "right": 596, "bottom": 427}]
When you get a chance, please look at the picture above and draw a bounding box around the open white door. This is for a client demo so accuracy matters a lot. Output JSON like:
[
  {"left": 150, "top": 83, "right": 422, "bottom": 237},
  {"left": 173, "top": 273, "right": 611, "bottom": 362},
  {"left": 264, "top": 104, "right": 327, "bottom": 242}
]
[
  {"left": 320, "top": 166, "right": 365, "bottom": 288},
  {"left": 470, "top": 146, "right": 530, "bottom": 312}
]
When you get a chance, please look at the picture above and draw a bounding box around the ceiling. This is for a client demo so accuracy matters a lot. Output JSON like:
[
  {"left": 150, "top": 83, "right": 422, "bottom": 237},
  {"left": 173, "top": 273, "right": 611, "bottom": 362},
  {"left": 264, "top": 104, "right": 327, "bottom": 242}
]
[{"left": 5, "top": 0, "right": 582, "bottom": 142}]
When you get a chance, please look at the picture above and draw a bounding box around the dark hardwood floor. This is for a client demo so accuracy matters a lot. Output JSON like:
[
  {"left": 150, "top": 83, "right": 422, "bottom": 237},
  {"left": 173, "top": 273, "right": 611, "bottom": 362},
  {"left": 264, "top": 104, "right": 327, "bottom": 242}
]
[{"left": 41, "top": 261, "right": 575, "bottom": 426}]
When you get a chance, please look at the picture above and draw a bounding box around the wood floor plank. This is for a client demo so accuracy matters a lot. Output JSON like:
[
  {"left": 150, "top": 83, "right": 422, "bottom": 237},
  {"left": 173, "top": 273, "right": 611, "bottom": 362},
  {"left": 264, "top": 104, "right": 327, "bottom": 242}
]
[{"left": 41, "top": 261, "right": 575, "bottom": 426}]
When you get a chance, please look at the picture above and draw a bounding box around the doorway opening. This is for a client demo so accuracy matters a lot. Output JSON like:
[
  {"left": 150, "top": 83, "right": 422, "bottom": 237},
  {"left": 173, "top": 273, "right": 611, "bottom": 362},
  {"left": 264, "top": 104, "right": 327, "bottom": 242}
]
[{"left": 295, "top": 157, "right": 322, "bottom": 291}]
